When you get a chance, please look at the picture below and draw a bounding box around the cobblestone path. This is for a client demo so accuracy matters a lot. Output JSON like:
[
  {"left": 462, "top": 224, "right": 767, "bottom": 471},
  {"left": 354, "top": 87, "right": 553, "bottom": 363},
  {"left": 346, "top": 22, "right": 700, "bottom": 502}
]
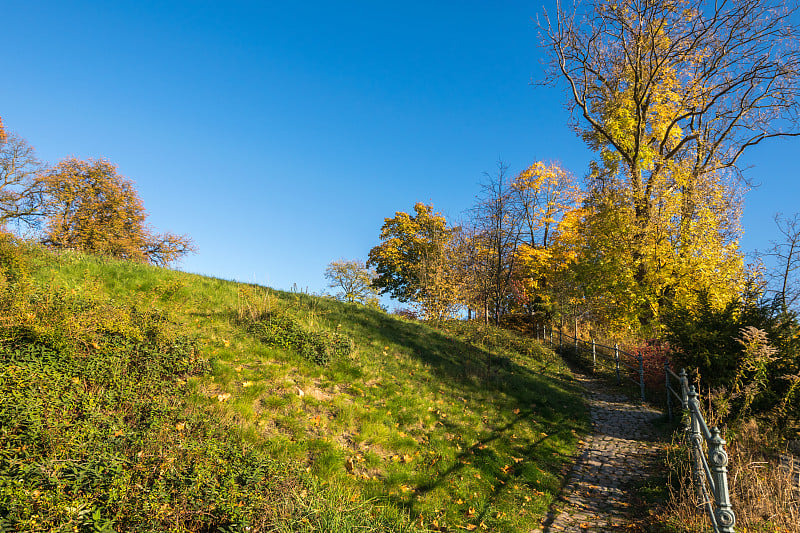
[{"left": 538, "top": 373, "right": 666, "bottom": 532}]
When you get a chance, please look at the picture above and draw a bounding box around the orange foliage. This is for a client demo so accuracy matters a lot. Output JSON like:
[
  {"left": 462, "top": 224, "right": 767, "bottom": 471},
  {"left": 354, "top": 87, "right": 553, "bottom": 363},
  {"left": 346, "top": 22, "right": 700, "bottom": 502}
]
[{"left": 41, "top": 158, "right": 195, "bottom": 266}]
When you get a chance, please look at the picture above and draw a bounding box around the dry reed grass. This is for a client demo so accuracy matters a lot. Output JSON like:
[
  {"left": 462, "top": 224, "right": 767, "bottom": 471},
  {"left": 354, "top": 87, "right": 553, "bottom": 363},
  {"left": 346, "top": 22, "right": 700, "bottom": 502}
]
[{"left": 661, "top": 421, "right": 799, "bottom": 532}]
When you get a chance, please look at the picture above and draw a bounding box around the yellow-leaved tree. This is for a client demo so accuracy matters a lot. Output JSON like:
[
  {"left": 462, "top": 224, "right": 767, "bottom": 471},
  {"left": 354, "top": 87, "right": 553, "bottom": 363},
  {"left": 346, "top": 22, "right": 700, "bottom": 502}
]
[
  {"left": 41, "top": 158, "right": 195, "bottom": 266},
  {"left": 538, "top": 0, "right": 795, "bottom": 328},
  {"left": 324, "top": 259, "right": 380, "bottom": 307},
  {"left": 367, "top": 203, "right": 461, "bottom": 320},
  {"left": 512, "top": 161, "right": 583, "bottom": 318}
]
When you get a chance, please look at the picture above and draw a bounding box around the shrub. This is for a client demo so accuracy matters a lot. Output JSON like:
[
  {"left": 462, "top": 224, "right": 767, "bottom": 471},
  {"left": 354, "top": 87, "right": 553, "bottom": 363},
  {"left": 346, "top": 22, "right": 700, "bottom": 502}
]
[
  {"left": 392, "top": 307, "right": 419, "bottom": 320},
  {"left": 664, "top": 290, "right": 800, "bottom": 438},
  {"left": 0, "top": 233, "right": 31, "bottom": 306},
  {"left": 248, "top": 309, "right": 354, "bottom": 366},
  {"left": 622, "top": 339, "right": 671, "bottom": 392}
]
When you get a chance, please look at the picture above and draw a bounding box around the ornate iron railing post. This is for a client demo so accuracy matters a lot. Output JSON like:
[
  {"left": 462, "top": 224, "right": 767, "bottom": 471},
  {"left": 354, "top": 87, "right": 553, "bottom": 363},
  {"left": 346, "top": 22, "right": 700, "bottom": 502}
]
[
  {"left": 688, "top": 386, "right": 705, "bottom": 509},
  {"left": 709, "top": 428, "right": 736, "bottom": 532},
  {"left": 614, "top": 343, "right": 620, "bottom": 385},
  {"left": 638, "top": 351, "right": 645, "bottom": 401}
]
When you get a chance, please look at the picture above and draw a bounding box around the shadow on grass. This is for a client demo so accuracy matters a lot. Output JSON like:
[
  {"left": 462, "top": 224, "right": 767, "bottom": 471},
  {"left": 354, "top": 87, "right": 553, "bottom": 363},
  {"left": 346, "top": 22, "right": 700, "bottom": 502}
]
[
  {"left": 398, "top": 412, "right": 575, "bottom": 521},
  {"left": 339, "top": 306, "right": 583, "bottom": 411},
  {"left": 227, "top": 294, "right": 591, "bottom": 527},
  {"left": 320, "top": 305, "right": 590, "bottom": 518}
]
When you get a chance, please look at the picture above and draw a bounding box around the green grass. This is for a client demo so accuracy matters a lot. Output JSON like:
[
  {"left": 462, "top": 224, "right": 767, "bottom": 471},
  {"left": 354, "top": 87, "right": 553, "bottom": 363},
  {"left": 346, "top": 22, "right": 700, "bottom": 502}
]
[{"left": 2, "top": 241, "right": 590, "bottom": 532}]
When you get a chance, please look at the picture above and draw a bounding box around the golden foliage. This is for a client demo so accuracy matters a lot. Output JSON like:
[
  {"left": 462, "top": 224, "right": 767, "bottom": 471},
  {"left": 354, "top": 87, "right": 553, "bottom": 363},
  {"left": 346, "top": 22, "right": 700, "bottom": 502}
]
[
  {"left": 368, "top": 203, "right": 461, "bottom": 320},
  {"left": 512, "top": 161, "right": 582, "bottom": 250}
]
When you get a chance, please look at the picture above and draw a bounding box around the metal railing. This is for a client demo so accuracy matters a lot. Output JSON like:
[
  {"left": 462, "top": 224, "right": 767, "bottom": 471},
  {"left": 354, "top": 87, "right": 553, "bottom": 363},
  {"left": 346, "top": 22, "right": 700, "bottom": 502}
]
[
  {"left": 537, "top": 324, "right": 647, "bottom": 401},
  {"left": 536, "top": 324, "right": 737, "bottom": 531},
  {"left": 665, "top": 366, "right": 736, "bottom": 532}
]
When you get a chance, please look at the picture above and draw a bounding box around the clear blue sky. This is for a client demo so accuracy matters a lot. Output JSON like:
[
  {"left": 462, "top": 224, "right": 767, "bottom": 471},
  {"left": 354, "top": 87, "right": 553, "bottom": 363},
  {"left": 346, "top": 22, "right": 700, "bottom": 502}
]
[{"left": 2, "top": 1, "right": 798, "bottom": 298}]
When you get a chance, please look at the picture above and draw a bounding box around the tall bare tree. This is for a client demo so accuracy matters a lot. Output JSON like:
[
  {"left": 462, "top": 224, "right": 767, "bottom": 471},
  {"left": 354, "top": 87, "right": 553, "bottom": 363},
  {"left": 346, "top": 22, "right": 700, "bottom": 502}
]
[
  {"left": 470, "top": 162, "right": 522, "bottom": 325},
  {"left": 0, "top": 130, "right": 46, "bottom": 230},
  {"left": 767, "top": 213, "right": 800, "bottom": 313}
]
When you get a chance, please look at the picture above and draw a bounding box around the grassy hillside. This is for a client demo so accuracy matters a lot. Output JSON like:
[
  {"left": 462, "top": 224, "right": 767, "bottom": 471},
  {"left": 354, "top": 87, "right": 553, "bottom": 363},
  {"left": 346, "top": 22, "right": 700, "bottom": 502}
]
[{"left": 0, "top": 238, "right": 589, "bottom": 532}]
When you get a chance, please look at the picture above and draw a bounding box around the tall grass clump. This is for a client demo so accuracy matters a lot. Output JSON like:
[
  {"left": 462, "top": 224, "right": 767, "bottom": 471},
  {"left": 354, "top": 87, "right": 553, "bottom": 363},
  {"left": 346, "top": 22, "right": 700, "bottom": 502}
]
[{"left": 659, "top": 423, "right": 799, "bottom": 532}]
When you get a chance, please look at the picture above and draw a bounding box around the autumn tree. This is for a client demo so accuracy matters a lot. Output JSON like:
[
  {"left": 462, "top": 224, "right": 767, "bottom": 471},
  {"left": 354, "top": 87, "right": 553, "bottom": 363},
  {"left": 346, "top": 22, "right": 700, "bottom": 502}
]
[
  {"left": 512, "top": 161, "right": 583, "bottom": 319},
  {"left": 324, "top": 259, "right": 380, "bottom": 307},
  {"left": 539, "top": 0, "right": 791, "bottom": 325},
  {"left": 367, "top": 203, "right": 461, "bottom": 320},
  {"left": 512, "top": 161, "right": 582, "bottom": 250},
  {"left": 0, "top": 129, "right": 46, "bottom": 230},
  {"left": 415, "top": 221, "right": 463, "bottom": 321},
  {"left": 40, "top": 158, "right": 195, "bottom": 266},
  {"left": 451, "top": 221, "right": 493, "bottom": 321}
]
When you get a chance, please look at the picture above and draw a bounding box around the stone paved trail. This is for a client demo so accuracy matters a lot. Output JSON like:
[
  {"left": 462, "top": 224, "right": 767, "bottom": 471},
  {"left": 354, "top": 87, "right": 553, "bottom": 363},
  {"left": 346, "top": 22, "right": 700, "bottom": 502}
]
[{"left": 537, "top": 373, "right": 666, "bottom": 532}]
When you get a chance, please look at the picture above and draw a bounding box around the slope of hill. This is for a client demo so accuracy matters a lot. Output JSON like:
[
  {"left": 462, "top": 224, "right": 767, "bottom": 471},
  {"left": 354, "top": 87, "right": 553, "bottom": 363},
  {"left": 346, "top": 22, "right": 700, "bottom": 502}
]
[{"left": 0, "top": 237, "right": 588, "bottom": 532}]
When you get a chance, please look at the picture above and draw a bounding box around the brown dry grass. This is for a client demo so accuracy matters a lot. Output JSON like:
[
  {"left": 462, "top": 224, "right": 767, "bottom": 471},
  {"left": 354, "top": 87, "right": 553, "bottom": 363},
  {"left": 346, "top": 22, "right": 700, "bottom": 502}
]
[{"left": 660, "top": 421, "right": 799, "bottom": 532}]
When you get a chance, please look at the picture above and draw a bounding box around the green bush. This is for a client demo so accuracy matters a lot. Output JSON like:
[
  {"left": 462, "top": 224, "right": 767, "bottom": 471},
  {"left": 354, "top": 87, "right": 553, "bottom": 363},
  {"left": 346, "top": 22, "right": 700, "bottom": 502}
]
[
  {"left": 663, "top": 290, "right": 800, "bottom": 438},
  {"left": 248, "top": 310, "right": 354, "bottom": 365}
]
